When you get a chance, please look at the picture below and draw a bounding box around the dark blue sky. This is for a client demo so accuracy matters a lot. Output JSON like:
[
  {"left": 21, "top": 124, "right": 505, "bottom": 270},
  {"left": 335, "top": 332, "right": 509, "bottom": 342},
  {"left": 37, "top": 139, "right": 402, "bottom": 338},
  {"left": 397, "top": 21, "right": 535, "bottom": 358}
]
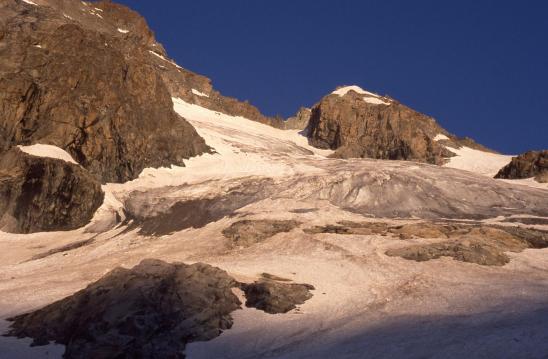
[{"left": 117, "top": 0, "right": 547, "bottom": 154}]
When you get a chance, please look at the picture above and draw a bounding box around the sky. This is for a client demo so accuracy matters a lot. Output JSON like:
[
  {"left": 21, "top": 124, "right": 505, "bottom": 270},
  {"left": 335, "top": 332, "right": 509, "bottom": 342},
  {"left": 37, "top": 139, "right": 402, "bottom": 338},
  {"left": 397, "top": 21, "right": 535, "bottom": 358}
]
[{"left": 116, "top": 0, "right": 547, "bottom": 154}]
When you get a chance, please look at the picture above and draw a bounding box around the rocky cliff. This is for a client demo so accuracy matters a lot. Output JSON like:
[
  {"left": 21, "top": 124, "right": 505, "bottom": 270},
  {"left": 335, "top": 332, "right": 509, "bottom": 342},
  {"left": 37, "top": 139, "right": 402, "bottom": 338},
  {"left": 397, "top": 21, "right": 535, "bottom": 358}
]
[
  {"left": 306, "top": 86, "right": 489, "bottom": 164},
  {"left": 0, "top": 0, "right": 210, "bottom": 183},
  {"left": 0, "top": 147, "right": 103, "bottom": 233},
  {"left": 495, "top": 150, "right": 548, "bottom": 183},
  {"left": 162, "top": 66, "right": 286, "bottom": 129}
]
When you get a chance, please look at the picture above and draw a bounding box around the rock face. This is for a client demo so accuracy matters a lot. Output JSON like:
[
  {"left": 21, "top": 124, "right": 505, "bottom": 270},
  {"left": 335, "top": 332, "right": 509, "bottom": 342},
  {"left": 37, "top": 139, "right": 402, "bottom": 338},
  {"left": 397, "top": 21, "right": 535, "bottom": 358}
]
[
  {"left": 241, "top": 279, "right": 315, "bottom": 314},
  {"left": 167, "top": 75, "right": 286, "bottom": 129},
  {"left": 0, "top": 0, "right": 209, "bottom": 183},
  {"left": 156, "top": 59, "right": 285, "bottom": 129},
  {"left": 7, "top": 259, "right": 242, "bottom": 358},
  {"left": 307, "top": 86, "right": 459, "bottom": 164},
  {"left": 0, "top": 148, "right": 103, "bottom": 233},
  {"left": 495, "top": 150, "right": 548, "bottom": 183}
]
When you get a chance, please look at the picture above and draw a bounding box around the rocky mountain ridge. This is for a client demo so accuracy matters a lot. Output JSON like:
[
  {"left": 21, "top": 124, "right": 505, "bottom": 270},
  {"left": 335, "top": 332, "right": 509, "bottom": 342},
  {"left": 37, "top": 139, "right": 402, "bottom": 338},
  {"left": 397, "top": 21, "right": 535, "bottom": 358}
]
[{"left": 1, "top": 0, "right": 212, "bottom": 184}]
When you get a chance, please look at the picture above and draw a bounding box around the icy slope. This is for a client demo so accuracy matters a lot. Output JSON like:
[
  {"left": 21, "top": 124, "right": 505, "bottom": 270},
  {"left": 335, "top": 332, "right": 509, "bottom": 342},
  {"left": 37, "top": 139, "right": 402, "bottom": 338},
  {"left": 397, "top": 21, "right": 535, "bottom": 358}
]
[
  {"left": 1, "top": 98, "right": 547, "bottom": 359},
  {"left": 91, "top": 97, "right": 548, "bottom": 228},
  {"left": 443, "top": 145, "right": 513, "bottom": 176},
  {"left": 440, "top": 144, "right": 547, "bottom": 189}
]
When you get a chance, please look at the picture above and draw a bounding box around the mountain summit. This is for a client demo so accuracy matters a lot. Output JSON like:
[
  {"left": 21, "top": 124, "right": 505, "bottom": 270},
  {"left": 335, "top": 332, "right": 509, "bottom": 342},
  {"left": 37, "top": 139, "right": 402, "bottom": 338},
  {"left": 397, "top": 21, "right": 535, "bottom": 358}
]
[
  {"left": 287, "top": 85, "right": 493, "bottom": 167},
  {"left": 305, "top": 85, "right": 454, "bottom": 163}
]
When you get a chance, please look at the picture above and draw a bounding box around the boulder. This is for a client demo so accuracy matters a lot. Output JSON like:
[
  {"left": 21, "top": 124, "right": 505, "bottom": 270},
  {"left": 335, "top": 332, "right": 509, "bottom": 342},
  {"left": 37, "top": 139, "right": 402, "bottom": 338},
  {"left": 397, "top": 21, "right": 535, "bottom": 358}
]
[
  {"left": 241, "top": 279, "right": 315, "bottom": 314},
  {"left": 7, "top": 259, "right": 241, "bottom": 358}
]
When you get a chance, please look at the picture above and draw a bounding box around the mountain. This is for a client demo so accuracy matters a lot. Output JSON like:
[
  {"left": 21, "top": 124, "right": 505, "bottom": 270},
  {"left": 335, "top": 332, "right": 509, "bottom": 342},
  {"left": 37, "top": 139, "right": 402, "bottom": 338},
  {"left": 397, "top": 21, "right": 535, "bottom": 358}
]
[
  {"left": 296, "top": 85, "right": 503, "bottom": 167},
  {"left": 0, "top": 1, "right": 547, "bottom": 358},
  {"left": 306, "top": 85, "right": 454, "bottom": 163}
]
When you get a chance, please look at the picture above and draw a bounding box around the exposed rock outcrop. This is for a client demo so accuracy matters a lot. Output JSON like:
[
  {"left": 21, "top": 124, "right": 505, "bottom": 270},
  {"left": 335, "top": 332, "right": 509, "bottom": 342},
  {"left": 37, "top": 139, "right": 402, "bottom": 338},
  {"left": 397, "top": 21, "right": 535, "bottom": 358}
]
[
  {"left": 0, "top": 148, "right": 103, "bottom": 233},
  {"left": 241, "top": 279, "right": 315, "bottom": 314},
  {"left": 7, "top": 259, "right": 241, "bottom": 358},
  {"left": 385, "top": 224, "right": 548, "bottom": 266},
  {"left": 222, "top": 219, "right": 301, "bottom": 248},
  {"left": 168, "top": 78, "right": 286, "bottom": 129},
  {"left": 0, "top": 0, "right": 209, "bottom": 183},
  {"left": 388, "top": 239, "right": 515, "bottom": 266},
  {"left": 284, "top": 107, "right": 312, "bottom": 130},
  {"left": 303, "top": 220, "right": 548, "bottom": 266},
  {"left": 306, "top": 86, "right": 483, "bottom": 164},
  {"left": 304, "top": 221, "right": 390, "bottom": 236},
  {"left": 495, "top": 150, "right": 548, "bottom": 183}
]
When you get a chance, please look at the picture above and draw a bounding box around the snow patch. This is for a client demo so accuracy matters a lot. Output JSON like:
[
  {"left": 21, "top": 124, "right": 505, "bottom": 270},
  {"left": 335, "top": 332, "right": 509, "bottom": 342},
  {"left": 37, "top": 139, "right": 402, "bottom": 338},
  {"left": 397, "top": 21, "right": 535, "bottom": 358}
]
[
  {"left": 34, "top": 44, "right": 43, "bottom": 48},
  {"left": 443, "top": 146, "right": 512, "bottom": 177},
  {"left": 434, "top": 134, "right": 450, "bottom": 141},
  {"left": 333, "top": 85, "right": 379, "bottom": 98},
  {"left": 192, "top": 89, "right": 209, "bottom": 98},
  {"left": 89, "top": 8, "right": 103, "bottom": 18},
  {"left": 63, "top": 13, "right": 73, "bottom": 20},
  {"left": 333, "top": 85, "right": 390, "bottom": 105},
  {"left": 148, "top": 51, "right": 182, "bottom": 69},
  {"left": 17, "top": 144, "right": 78, "bottom": 165},
  {"left": 363, "top": 97, "right": 391, "bottom": 105},
  {"left": 117, "top": 28, "right": 129, "bottom": 34},
  {"left": 93, "top": 7, "right": 103, "bottom": 12},
  {"left": 22, "top": 0, "right": 38, "bottom": 5}
]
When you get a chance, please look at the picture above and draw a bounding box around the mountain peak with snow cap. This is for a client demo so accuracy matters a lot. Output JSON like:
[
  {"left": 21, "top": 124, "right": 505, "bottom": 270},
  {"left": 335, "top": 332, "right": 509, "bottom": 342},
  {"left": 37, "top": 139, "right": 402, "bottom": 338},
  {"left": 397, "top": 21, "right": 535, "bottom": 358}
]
[
  {"left": 331, "top": 85, "right": 391, "bottom": 105},
  {"left": 306, "top": 85, "right": 453, "bottom": 162}
]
